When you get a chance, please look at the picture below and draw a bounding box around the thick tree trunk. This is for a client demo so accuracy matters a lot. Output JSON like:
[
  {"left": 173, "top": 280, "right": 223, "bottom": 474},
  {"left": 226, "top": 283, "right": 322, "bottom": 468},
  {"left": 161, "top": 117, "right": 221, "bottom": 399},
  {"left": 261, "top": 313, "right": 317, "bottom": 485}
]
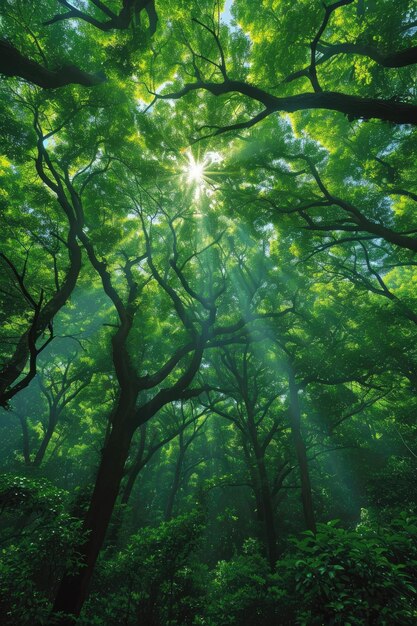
[
  {"left": 105, "top": 426, "right": 148, "bottom": 551},
  {"left": 50, "top": 399, "right": 136, "bottom": 624},
  {"left": 288, "top": 368, "right": 316, "bottom": 534}
]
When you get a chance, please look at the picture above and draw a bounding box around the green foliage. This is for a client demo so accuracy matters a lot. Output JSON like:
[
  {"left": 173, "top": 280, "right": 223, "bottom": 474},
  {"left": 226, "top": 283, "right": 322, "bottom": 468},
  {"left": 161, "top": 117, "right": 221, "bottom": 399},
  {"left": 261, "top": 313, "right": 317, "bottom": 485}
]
[
  {"left": 1, "top": 0, "right": 417, "bottom": 623},
  {"left": 272, "top": 517, "right": 417, "bottom": 625},
  {"left": 200, "top": 538, "right": 275, "bottom": 626},
  {"left": 0, "top": 474, "right": 84, "bottom": 625},
  {"left": 83, "top": 511, "right": 206, "bottom": 626},
  {"left": 367, "top": 456, "right": 417, "bottom": 511},
  {"left": 196, "top": 516, "right": 417, "bottom": 626}
]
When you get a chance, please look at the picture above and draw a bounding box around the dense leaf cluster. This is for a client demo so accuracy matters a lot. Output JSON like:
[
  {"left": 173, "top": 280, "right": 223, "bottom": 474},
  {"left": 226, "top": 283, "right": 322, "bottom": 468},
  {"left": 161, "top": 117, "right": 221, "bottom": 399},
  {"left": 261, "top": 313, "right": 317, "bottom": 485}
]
[{"left": 1, "top": 0, "right": 417, "bottom": 624}]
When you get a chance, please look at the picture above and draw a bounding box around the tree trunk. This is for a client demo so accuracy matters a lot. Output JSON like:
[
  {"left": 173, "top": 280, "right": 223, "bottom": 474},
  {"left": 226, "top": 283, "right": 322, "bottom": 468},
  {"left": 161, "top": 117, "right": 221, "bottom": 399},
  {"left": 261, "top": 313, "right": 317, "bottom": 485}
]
[
  {"left": 242, "top": 439, "right": 263, "bottom": 524},
  {"left": 288, "top": 367, "right": 316, "bottom": 534},
  {"left": 121, "top": 423, "right": 147, "bottom": 506},
  {"left": 18, "top": 414, "right": 31, "bottom": 465},
  {"left": 255, "top": 453, "right": 277, "bottom": 566},
  {"left": 105, "top": 426, "right": 148, "bottom": 551},
  {"left": 33, "top": 410, "right": 59, "bottom": 466},
  {"left": 0, "top": 332, "right": 33, "bottom": 402},
  {"left": 246, "top": 412, "right": 277, "bottom": 566},
  {"left": 50, "top": 399, "right": 136, "bottom": 624},
  {"left": 33, "top": 427, "right": 55, "bottom": 466}
]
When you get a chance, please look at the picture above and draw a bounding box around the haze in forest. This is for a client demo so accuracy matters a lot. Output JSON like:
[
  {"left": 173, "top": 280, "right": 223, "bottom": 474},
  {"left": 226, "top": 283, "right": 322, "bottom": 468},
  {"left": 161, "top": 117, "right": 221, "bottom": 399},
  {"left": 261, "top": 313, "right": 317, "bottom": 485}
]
[{"left": 1, "top": 1, "right": 417, "bottom": 624}]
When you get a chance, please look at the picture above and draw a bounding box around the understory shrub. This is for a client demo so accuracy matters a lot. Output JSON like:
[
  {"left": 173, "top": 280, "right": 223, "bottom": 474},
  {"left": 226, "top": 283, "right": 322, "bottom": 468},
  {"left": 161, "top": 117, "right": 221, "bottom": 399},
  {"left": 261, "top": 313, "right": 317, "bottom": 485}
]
[
  {"left": 82, "top": 511, "right": 206, "bottom": 626},
  {"left": 0, "top": 474, "right": 84, "bottom": 625},
  {"left": 198, "top": 515, "right": 417, "bottom": 625}
]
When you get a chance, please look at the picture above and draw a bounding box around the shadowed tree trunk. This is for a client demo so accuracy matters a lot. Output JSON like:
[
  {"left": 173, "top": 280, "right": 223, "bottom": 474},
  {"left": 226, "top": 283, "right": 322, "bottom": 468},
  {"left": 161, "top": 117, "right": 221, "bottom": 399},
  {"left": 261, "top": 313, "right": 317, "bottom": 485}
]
[
  {"left": 51, "top": 395, "right": 137, "bottom": 622},
  {"left": 242, "top": 439, "right": 264, "bottom": 525},
  {"left": 17, "top": 413, "right": 31, "bottom": 465},
  {"left": 246, "top": 409, "right": 277, "bottom": 566},
  {"left": 33, "top": 417, "right": 57, "bottom": 466},
  {"left": 121, "top": 423, "right": 148, "bottom": 507}
]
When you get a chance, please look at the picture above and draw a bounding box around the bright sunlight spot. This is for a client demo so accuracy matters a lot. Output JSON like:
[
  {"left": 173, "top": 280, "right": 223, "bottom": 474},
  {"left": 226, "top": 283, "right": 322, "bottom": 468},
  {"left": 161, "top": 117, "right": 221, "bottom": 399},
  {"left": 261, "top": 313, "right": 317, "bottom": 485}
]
[
  {"left": 182, "top": 151, "right": 223, "bottom": 199},
  {"left": 186, "top": 154, "right": 205, "bottom": 184}
]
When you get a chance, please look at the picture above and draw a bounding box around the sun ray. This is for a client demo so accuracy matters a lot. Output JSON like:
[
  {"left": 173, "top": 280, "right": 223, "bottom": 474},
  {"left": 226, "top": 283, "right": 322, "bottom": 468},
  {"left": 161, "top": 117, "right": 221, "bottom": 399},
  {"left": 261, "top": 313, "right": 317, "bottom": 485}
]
[
  {"left": 186, "top": 153, "right": 205, "bottom": 184},
  {"left": 182, "top": 150, "right": 224, "bottom": 200}
]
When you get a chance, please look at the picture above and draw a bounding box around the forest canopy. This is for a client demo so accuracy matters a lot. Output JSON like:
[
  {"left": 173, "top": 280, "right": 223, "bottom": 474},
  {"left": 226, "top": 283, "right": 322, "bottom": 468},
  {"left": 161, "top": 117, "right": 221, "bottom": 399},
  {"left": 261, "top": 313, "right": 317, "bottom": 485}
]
[{"left": 1, "top": 1, "right": 417, "bottom": 624}]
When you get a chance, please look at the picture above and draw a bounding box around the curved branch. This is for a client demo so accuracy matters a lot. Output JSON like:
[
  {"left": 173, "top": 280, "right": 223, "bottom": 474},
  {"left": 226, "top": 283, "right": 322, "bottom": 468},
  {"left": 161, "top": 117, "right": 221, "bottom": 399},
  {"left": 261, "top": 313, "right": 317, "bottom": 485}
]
[
  {"left": 0, "top": 40, "right": 105, "bottom": 88},
  {"left": 44, "top": 0, "right": 157, "bottom": 34},
  {"left": 309, "top": 0, "right": 354, "bottom": 92},
  {"left": 285, "top": 42, "right": 417, "bottom": 85},
  {"left": 158, "top": 79, "right": 417, "bottom": 126}
]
